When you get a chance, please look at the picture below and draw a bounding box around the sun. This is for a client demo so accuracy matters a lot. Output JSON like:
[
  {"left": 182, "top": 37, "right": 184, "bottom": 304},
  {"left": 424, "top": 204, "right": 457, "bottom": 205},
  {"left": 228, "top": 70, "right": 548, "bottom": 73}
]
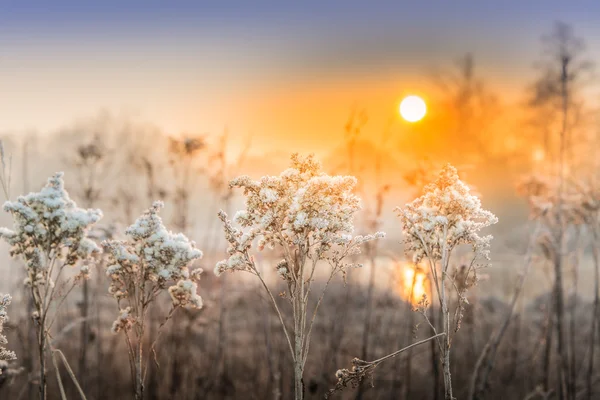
[
  {"left": 399, "top": 264, "right": 428, "bottom": 305},
  {"left": 399, "top": 95, "right": 427, "bottom": 122}
]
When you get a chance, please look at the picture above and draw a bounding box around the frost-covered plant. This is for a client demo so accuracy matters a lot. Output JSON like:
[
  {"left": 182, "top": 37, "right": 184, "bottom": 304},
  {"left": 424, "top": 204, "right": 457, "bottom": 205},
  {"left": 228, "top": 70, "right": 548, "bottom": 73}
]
[
  {"left": 517, "top": 172, "right": 591, "bottom": 398},
  {"left": 215, "top": 154, "right": 384, "bottom": 400},
  {"left": 0, "top": 294, "right": 16, "bottom": 366},
  {"left": 0, "top": 172, "right": 102, "bottom": 400},
  {"left": 102, "top": 201, "right": 203, "bottom": 400},
  {"left": 574, "top": 177, "right": 600, "bottom": 399},
  {"left": 396, "top": 164, "right": 497, "bottom": 400}
]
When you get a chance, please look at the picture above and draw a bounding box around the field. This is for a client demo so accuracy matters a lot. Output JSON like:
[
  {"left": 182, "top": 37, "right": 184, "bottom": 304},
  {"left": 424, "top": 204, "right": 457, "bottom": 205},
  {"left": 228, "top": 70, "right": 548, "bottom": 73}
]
[{"left": 0, "top": 9, "right": 599, "bottom": 400}]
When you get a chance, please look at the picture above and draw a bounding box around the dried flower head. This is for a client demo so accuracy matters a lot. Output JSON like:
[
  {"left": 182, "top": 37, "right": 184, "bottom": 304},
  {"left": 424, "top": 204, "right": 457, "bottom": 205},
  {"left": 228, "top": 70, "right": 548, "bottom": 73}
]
[
  {"left": 325, "top": 358, "right": 374, "bottom": 398},
  {"left": 103, "top": 201, "right": 204, "bottom": 333},
  {"left": 215, "top": 153, "right": 384, "bottom": 277},
  {"left": 0, "top": 172, "right": 103, "bottom": 286},
  {"left": 168, "top": 278, "right": 203, "bottom": 308},
  {"left": 395, "top": 164, "right": 497, "bottom": 264},
  {"left": 111, "top": 307, "right": 134, "bottom": 334},
  {"left": 0, "top": 294, "right": 15, "bottom": 365}
]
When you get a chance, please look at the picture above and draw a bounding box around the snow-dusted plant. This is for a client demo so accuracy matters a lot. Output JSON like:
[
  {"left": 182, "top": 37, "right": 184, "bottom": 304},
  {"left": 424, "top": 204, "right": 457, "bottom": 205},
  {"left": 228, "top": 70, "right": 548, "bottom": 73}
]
[
  {"left": 395, "top": 164, "right": 497, "bottom": 400},
  {"left": 0, "top": 294, "right": 15, "bottom": 366},
  {"left": 517, "top": 172, "right": 591, "bottom": 399},
  {"left": 0, "top": 172, "right": 102, "bottom": 399},
  {"left": 215, "top": 154, "right": 384, "bottom": 400},
  {"left": 102, "top": 201, "right": 203, "bottom": 400}
]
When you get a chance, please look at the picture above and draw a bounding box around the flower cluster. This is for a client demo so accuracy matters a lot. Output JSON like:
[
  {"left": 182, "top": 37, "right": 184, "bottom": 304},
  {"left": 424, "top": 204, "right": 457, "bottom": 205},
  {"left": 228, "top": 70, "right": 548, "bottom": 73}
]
[
  {"left": 111, "top": 307, "right": 134, "bottom": 334},
  {"left": 325, "top": 358, "right": 374, "bottom": 398},
  {"left": 103, "top": 202, "right": 204, "bottom": 332},
  {"left": 0, "top": 173, "right": 103, "bottom": 287},
  {"left": 396, "top": 164, "right": 497, "bottom": 264},
  {"left": 0, "top": 294, "right": 15, "bottom": 366},
  {"left": 215, "top": 154, "right": 384, "bottom": 277},
  {"left": 168, "top": 279, "right": 203, "bottom": 308}
]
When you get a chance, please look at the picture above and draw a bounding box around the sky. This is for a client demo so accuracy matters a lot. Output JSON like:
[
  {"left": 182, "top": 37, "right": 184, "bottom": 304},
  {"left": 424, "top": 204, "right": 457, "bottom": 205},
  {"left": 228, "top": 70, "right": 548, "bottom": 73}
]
[{"left": 2, "top": 1, "right": 600, "bottom": 153}]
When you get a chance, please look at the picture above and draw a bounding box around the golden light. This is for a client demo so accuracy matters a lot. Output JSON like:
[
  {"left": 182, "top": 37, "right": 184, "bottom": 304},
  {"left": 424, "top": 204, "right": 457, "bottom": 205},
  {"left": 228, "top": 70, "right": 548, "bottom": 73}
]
[
  {"left": 397, "top": 264, "right": 428, "bottom": 305},
  {"left": 399, "top": 95, "right": 427, "bottom": 122},
  {"left": 532, "top": 147, "right": 545, "bottom": 163}
]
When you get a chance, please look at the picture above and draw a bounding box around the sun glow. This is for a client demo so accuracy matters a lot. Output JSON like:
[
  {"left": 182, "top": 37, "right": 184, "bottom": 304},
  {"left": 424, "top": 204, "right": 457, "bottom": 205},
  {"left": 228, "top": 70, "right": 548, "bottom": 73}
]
[
  {"left": 398, "top": 264, "right": 429, "bottom": 305},
  {"left": 399, "top": 95, "right": 427, "bottom": 122},
  {"left": 532, "top": 147, "right": 545, "bottom": 162}
]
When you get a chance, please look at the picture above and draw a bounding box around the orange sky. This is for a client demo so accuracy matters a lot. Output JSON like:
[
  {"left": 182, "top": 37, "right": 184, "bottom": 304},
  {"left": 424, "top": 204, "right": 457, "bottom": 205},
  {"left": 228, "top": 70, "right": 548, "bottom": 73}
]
[{"left": 0, "top": 53, "right": 528, "bottom": 158}]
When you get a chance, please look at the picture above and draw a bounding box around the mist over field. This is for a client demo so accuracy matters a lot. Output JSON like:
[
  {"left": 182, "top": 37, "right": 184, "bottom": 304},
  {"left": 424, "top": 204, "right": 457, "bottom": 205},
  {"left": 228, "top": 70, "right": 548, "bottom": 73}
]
[{"left": 1, "top": 2, "right": 600, "bottom": 400}]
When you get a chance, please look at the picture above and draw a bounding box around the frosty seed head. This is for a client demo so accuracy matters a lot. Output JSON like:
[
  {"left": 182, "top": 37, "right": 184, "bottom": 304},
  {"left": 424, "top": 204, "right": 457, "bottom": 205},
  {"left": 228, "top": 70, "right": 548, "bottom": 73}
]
[{"left": 215, "top": 153, "right": 385, "bottom": 277}]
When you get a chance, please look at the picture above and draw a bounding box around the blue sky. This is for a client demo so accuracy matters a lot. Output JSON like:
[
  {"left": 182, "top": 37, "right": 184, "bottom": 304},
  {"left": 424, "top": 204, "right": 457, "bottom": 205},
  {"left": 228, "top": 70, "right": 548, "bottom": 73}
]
[
  {"left": 3, "top": 1, "right": 599, "bottom": 70},
  {"left": 2, "top": 1, "right": 599, "bottom": 79},
  {"left": 3, "top": 1, "right": 599, "bottom": 31}
]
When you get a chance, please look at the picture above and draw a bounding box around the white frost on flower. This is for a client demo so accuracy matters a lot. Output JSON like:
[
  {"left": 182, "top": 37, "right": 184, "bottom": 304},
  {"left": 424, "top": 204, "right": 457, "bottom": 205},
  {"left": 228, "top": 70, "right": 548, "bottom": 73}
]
[
  {"left": 0, "top": 294, "right": 16, "bottom": 364},
  {"left": 259, "top": 187, "right": 279, "bottom": 203},
  {"left": 111, "top": 307, "right": 134, "bottom": 333},
  {"left": 227, "top": 253, "right": 246, "bottom": 268},
  {"left": 214, "top": 260, "right": 228, "bottom": 277},
  {"left": 234, "top": 210, "right": 249, "bottom": 224},
  {"left": 0, "top": 173, "right": 102, "bottom": 288},
  {"left": 294, "top": 212, "right": 308, "bottom": 229},
  {"left": 168, "top": 279, "right": 203, "bottom": 308},
  {"left": 214, "top": 153, "right": 385, "bottom": 277},
  {"left": 103, "top": 201, "right": 204, "bottom": 332},
  {"left": 395, "top": 164, "right": 497, "bottom": 263}
]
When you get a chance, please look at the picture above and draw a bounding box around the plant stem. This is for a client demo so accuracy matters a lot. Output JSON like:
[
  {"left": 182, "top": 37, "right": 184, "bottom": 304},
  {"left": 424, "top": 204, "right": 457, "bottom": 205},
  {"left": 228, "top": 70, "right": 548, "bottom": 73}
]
[
  {"left": 587, "top": 234, "right": 600, "bottom": 400},
  {"left": 38, "top": 324, "right": 47, "bottom": 400}
]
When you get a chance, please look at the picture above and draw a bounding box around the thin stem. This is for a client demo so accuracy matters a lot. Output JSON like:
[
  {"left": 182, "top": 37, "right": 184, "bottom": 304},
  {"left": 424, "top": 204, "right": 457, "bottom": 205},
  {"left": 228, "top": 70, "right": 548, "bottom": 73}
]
[
  {"left": 46, "top": 282, "right": 78, "bottom": 332},
  {"left": 252, "top": 264, "right": 296, "bottom": 361},
  {"left": 468, "top": 222, "right": 541, "bottom": 400},
  {"left": 52, "top": 348, "right": 87, "bottom": 400},
  {"left": 302, "top": 268, "right": 337, "bottom": 368},
  {"left": 52, "top": 351, "right": 68, "bottom": 400},
  {"left": 124, "top": 330, "right": 137, "bottom": 397},
  {"left": 144, "top": 307, "right": 176, "bottom": 382},
  {"left": 371, "top": 332, "right": 446, "bottom": 365}
]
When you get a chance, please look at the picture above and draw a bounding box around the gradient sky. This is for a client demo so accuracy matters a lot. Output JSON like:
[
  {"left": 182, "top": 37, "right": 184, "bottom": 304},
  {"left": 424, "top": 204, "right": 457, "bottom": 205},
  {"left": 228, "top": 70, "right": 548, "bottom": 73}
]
[{"left": 2, "top": 1, "right": 600, "bottom": 153}]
